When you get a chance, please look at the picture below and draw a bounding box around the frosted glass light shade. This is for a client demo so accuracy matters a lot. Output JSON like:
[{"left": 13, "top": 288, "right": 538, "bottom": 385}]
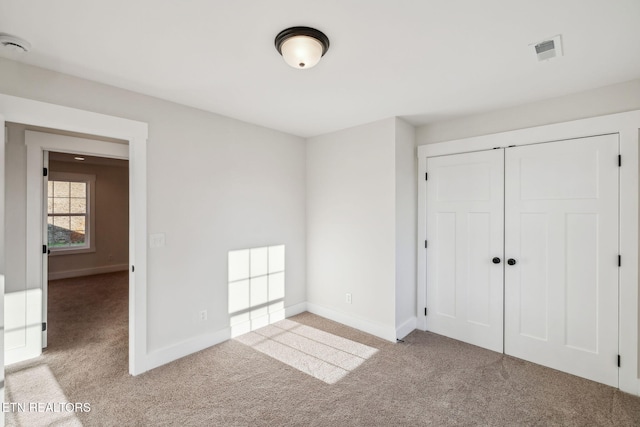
[
  {"left": 275, "top": 27, "right": 330, "bottom": 70},
  {"left": 281, "top": 36, "right": 323, "bottom": 69}
]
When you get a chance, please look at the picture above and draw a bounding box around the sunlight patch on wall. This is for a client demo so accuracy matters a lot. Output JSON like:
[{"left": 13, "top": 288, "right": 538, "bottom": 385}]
[
  {"left": 228, "top": 245, "right": 285, "bottom": 338},
  {"left": 235, "top": 319, "right": 378, "bottom": 384}
]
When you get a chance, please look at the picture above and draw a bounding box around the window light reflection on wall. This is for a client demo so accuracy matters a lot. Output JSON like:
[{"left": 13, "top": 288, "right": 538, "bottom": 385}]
[{"left": 228, "top": 245, "right": 285, "bottom": 337}]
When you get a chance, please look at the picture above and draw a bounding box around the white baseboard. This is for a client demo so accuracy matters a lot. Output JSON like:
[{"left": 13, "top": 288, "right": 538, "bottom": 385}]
[
  {"left": 396, "top": 316, "right": 417, "bottom": 340},
  {"left": 145, "top": 327, "right": 231, "bottom": 372},
  {"left": 285, "top": 301, "right": 307, "bottom": 317},
  {"left": 48, "top": 264, "right": 128, "bottom": 281},
  {"left": 144, "top": 301, "right": 308, "bottom": 373},
  {"left": 306, "top": 302, "right": 397, "bottom": 342}
]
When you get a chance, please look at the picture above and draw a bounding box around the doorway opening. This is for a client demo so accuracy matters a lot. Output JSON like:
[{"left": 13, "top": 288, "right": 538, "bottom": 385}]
[
  {"left": 46, "top": 150, "right": 129, "bottom": 356},
  {"left": 1, "top": 94, "right": 148, "bottom": 378}
]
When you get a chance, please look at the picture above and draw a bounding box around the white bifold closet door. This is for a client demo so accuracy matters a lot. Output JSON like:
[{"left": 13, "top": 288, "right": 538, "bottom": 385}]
[
  {"left": 425, "top": 134, "right": 619, "bottom": 387},
  {"left": 504, "top": 134, "right": 619, "bottom": 387},
  {"left": 426, "top": 149, "right": 505, "bottom": 353}
]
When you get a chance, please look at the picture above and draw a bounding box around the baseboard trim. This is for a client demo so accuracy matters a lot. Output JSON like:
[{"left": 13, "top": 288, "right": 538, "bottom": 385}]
[
  {"left": 48, "top": 264, "right": 128, "bottom": 281},
  {"left": 145, "top": 327, "right": 231, "bottom": 372},
  {"left": 285, "top": 301, "right": 307, "bottom": 317},
  {"left": 306, "top": 302, "right": 397, "bottom": 342},
  {"left": 144, "top": 301, "right": 308, "bottom": 373},
  {"left": 396, "top": 316, "right": 417, "bottom": 340}
]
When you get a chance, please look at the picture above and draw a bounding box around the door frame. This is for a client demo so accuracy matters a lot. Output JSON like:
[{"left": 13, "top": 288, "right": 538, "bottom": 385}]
[
  {"left": 26, "top": 131, "right": 128, "bottom": 352},
  {"left": 417, "top": 110, "right": 640, "bottom": 395},
  {"left": 0, "top": 93, "right": 149, "bottom": 376}
]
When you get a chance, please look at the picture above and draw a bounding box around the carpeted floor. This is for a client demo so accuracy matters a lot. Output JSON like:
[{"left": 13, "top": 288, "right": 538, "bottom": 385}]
[{"left": 5, "top": 271, "right": 640, "bottom": 426}]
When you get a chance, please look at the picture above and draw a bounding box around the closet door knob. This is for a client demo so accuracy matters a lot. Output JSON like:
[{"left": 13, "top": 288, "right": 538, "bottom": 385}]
[
  {"left": 492, "top": 257, "right": 501, "bottom": 264},
  {"left": 507, "top": 258, "right": 517, "bottom": 266}
]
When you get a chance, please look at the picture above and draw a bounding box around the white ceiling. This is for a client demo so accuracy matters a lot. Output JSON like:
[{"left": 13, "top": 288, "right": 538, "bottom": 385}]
[{"left": 1, "top": 1, "right": 639, "bottom": 137}]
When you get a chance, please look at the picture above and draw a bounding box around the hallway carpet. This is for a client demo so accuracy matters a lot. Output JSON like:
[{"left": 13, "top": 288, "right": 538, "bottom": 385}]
[{"left": 5, "top": 271, "right": 640, "bottom": 426}]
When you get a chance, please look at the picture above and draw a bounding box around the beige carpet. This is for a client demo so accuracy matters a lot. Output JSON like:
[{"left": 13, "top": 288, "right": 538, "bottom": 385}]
[{"left": 5, "top": 271, "right": 640, "bottom": 426}]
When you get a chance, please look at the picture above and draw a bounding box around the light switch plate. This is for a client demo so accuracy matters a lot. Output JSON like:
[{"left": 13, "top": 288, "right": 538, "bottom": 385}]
[{"left": 149, "top": 233, "right": 165, "bottom": 248}]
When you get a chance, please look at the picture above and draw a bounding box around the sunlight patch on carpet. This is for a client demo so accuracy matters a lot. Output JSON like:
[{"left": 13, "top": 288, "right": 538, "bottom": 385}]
[
  {"left": 235, "top": 319, "right": 378, "bottom": 384},
  {"left": 5, "top": 364, "right": 83, "bottom": 426}
]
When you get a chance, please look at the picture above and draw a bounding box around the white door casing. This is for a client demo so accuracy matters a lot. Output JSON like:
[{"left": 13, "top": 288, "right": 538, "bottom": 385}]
[
  {"left": 0, "top": 93, "right": 148, "bottom": 376},
  {"left": 417, "top": 110, "right": 640, "bottom": 395},
  {"left": 425, "top": 149, "right": 505, "bottom": 353},
  {"left": 42, "top": 151, "right": 49, "bottom": 348},
  {"left": 504, "top": 134, "right": 619, "bottom": 387},
  {"left": 423, "top": 135, "right": 619, "bottom": 387}
]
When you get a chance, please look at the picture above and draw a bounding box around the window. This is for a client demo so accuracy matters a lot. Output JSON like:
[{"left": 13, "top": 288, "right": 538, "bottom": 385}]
[{"left": 47, "top": 172, "right": 95, "bottom": 254}]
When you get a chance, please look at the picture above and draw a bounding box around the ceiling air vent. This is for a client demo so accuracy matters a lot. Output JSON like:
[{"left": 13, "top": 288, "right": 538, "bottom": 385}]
[
  {"left": 532, "top": 35, "right": 563, "bottom": 61},
  {"left": 0, "top": 33, "right": 31, "bottom": 52}
]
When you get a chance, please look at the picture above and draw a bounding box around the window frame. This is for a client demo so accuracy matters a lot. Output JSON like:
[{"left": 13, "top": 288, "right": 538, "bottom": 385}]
[{"left": 47, "top": 171, "right": 96, "bottom": 255}]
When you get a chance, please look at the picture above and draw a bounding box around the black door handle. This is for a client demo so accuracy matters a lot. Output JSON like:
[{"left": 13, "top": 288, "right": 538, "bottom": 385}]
[
  {"left": 507, "top": 258, "right": 517, "bottom": 266},
  {"left": 492, "top": 257, "right": 501, "bottom": 264}
]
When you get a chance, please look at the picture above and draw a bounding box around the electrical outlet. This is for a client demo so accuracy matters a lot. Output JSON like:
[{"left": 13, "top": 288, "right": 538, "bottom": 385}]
[
  {"left": 199, "top": 310, "right": 207, "bottom": 321},
  {"left": 345, "top": 293, "right": 352, "bottom": 304}
]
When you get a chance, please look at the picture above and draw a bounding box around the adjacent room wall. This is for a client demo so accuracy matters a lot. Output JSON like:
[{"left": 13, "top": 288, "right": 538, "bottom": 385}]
[
  {"left": 416, "top": 79, "right": 640, "bottom": 145},
  {"left": 306, "top": 118, "right": 397, "bottom": 340},
  {"left": 48, "top": 158, "right": 129, "bottom": 280},
  {"left": 0, "top": 57, "right": 307, "bottom": 359}
]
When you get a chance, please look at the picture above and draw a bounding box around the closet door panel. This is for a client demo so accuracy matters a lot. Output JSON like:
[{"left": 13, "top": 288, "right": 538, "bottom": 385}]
[
  {"left": 504, "top": 134, "right": 619, "bottom": 387},
  {"left": 426, "top": 150, "right": 504, "bottom": 352}
]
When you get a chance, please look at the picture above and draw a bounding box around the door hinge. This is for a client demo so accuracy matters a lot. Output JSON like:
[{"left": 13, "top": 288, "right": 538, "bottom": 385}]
[
  {"left": 425, "top": 172, "right": 428, "bottom": 181},
  {"left": 132, "top": 265, "right": 135, "bottom": 273},
  {"left": 618, "top": 255, "right": 621, "bottom": 267},
  {"left": 618, "top": 354, "right": 621, "bottom": 367},
  {"left": 618, "top": 155, "right": 622, "bottom": 167},
  {"left": 43, "top": 167, "right": 48, "bottom": 177},
  {"left": 42, "top": 322, "right": 47, "bottom": 332},
  {"left": 424, "top": 307, "right": 427, "bottom": 316},
  {"left": 43, "top": 245, "right": 47, "bottom": 254},
  {"left": 424, "top": 240, "right": 427, "bottom": 248}
]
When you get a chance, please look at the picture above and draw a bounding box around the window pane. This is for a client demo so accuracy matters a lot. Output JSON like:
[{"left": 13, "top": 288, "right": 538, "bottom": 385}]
[
  {"left": 70, "top": 231, "right": 85, "bottom": 246},
  {"left": 70, "top": 198, "right": 86, "bottom": 214},
  {"left": 70, "top": 182, "right": 86, "bottom": 198},
  {"left": 53, "top": 181, "right": 70, "bottom": 197},
  {"left": 47, "top": 198, "right": 54, "bottom": 214},
  {"left": 53, "top": 197, "right": 70, "bottom": 214},
  {"left": 70, "top": 216, "right": 86, "bottom": 233},
  {"left": 50, "top": 216, "right": 71, "bottom": 246},
  {"left": 48, "top": 181, "right": 53, "bottom": 195},
  {"left": 53, "top": 215, "right": 70, "bottom": 230}
]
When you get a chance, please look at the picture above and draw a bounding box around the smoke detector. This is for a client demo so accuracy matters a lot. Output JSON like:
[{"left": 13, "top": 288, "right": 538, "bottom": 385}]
[
  {"left": 0, "top": 33, "right": 31, "bottom": 52},
  {"left": 531, "top": 35, "right": 563, "bottom": 61}
]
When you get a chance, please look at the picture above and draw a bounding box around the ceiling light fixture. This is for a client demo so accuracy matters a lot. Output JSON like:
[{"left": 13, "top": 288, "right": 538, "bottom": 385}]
[
  {"left": 0, "top": 33, "right": 31, "bottom": 52},
  {"left": 275, "top": 27, "right": 329, "bottom": 69},
  {"left": 74, "top": 156, "right": 85, "bottom": 161}
]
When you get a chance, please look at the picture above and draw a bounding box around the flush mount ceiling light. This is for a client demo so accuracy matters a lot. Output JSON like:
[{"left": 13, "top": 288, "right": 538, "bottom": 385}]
[
  {"left": 0, "top": 33, "right": 31, "bottom": 52},
  {"left": 275, "top": 27, "right": 329, "bottom": 69}
]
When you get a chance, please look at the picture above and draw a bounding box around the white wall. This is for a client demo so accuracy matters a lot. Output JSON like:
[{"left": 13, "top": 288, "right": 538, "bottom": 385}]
[
  {"left": 417, "top": 79, "right": 640, "bottom": 145},
  {"left": 1, "top": 120, "right": 5, "bottom": 415},
  {"left": 306, "top": 117, "right": 417, "bottom": 341},
  {"left": 48, "top": 158, "right": 129, "bottom": 280},
  {"left": 5, "top": 124, "right": 27, "bottom": 298},
  {"left": 307, "top": 118, "right": 397, "bottom": 340},
  {"left": 0, "top": 58, "right": 307, "bottom": 357},
  {"left": 394, "top": 118, "right": 416, "bottom": 337}
]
